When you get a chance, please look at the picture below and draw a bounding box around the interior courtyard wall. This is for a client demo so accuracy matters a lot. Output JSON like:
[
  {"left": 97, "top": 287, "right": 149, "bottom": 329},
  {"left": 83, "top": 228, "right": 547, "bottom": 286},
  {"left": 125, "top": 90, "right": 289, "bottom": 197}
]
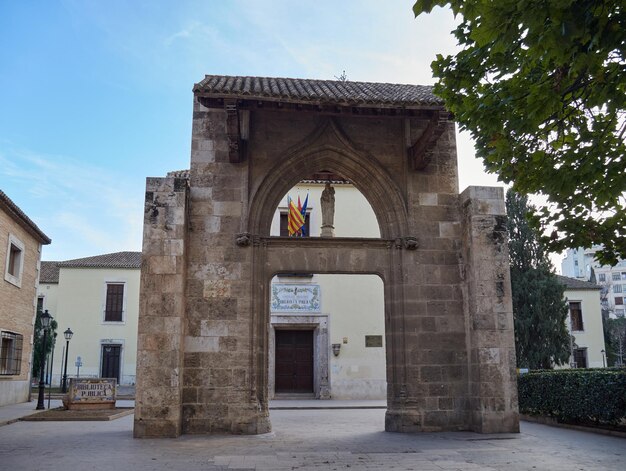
[{"left": 321, "top": 274, "right": 386, "bottom": 399}]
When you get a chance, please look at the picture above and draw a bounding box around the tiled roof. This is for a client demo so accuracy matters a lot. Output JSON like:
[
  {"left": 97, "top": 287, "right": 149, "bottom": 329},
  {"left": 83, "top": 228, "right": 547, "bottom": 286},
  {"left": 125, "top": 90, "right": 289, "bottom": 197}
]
[
  {"left": 40, "top": 261, "right": 60, "bottom": 284},
  {"left": 57, "top": 251, "right": 141, "bottom": 269},
  {"left": 0, "top": 190, "right": 51, "bottom": 244},
  {"left": 193, "top": 75, "right": 443, "bottom": 108},
  {"left": 556, "top": 275, "right": 601, "bottom": 290}
]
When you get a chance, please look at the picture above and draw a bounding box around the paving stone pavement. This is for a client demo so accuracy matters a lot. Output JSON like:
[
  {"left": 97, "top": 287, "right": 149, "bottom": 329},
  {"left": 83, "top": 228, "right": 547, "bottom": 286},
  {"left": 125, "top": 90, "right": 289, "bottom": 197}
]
[{"left": 0, "top": 407, "right": 624, "bottom": 470}]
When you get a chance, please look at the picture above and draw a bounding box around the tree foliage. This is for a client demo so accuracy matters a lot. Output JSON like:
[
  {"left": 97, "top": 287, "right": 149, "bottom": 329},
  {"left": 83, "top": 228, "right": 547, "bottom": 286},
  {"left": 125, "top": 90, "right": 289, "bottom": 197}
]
[
  {"left": 414, "top": 1, "right": 626, "bottom": 265},
  {"left": 31, "top": 307, "right": 58, "bottom": 379},
  {"left": 506, "top": 189, "right": 571, "bottom": 368},
  {"left": 604, "top": 316, "right": 626, "bottom": 366},
  {"left": 519, "top": 369, "right": 626, "bottom": 425}
]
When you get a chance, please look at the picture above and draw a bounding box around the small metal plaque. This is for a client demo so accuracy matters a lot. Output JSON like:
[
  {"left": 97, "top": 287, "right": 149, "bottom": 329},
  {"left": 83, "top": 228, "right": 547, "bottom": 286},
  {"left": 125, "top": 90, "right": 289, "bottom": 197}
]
[{"left": 365, "top": 335, "right": 383, "bottom": 347}]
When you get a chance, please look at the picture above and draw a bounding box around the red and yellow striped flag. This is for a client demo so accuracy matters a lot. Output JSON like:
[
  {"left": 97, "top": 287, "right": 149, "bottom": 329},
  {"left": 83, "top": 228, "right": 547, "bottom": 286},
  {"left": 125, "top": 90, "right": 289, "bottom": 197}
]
[{"left": 288, "top": 196, "right": 305, "bottom": 236}]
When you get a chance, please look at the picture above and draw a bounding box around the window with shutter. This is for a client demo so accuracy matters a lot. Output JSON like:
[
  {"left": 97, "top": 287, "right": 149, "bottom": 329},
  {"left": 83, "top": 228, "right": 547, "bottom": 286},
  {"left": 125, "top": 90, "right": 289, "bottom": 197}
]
[
  {"left": 105, "top": 283, "right": 124, "bottom": 322},
  {"left": 569, "top": 302, "right": 584, "bottom": 331}
]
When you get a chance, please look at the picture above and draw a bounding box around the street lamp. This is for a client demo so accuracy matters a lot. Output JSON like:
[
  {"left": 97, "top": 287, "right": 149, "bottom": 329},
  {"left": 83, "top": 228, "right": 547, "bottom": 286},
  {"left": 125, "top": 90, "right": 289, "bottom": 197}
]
[
  {"left": 61, "top": 328, "right": 74, "bottom": 393},
  {"left": 36, "top": 310, "right": 53, "bottom": 410}
]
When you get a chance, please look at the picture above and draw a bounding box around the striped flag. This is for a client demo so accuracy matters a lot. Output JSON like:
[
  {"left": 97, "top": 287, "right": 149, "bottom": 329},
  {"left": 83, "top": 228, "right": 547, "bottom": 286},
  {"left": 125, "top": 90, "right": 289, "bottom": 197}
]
[{"left": 288, "top": 195, "right": 305, "bottom": 236}]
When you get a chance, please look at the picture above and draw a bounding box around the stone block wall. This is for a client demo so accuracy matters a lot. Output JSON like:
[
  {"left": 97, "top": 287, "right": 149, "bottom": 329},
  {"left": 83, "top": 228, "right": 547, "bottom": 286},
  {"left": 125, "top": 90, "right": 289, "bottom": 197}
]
[
  {"left": 182, "top": 100, "right": 270, "bottom": 434},
  {"left": 384, "top": 122, "right": 471, "bottom": 432},
  {"left": 135, "top": 95, "right": 519, "bottom": 436},
  {"left": 134, "top": 176, "right": 188, "bottom": 438},
  {"left": 460, "top": 186, "right": 520, "bottom": 433}
]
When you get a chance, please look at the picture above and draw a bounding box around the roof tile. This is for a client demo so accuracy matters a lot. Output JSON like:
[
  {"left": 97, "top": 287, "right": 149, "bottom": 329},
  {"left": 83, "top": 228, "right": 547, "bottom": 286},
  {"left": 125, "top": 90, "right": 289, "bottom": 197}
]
[
  {"left": 193, "top": 75, "right": 442, "bottom": 107},
  {"left": 0, "top": 190, "right": 51, "bottom": 244},
  {"left": 556, "top": 275, "right": 601, "bottom": 290},
  {"left": 56, "top": 251, "right": 141, "bottom": 269},
  {"left": 40, "top": 261, "right": 60, "bottom": 284}
]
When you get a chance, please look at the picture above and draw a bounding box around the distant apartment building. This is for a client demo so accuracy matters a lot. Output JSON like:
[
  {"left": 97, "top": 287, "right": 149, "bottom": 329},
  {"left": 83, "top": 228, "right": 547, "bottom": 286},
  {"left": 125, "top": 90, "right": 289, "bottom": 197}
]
[
  {"left": 38, "top": 252, "right": 140, "bottom": 386},
  {"left": 557, "top": 275, "right": 606, "bottom": 368},
  {"left": 561, "top": 246, "right": 626, "bottom": 318},
  {"left": 0, "top": 190, "right": 50, "bottom": 406}
]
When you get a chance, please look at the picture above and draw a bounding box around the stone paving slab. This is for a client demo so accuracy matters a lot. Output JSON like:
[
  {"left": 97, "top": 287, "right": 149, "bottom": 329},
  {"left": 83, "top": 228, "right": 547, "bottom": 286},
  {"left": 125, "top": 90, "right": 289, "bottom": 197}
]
[
  {"left": 0, "top": 408, "right": 624, "bottom": 470},
  {"left": 269, "top": 399, "right": 387, "bottom": 410},
  {"left": 0, "top": 399, "right": 64, "bottom": 426}
]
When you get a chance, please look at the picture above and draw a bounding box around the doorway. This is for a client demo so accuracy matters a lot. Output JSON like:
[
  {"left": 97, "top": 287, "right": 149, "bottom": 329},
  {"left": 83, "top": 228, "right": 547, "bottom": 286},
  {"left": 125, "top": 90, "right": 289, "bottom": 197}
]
[
  {"left": 275, "top": 330, "right": 314, "bottom": 394},
  {"left": 101, "top": 344, "right": 121, "bottom": 382}
]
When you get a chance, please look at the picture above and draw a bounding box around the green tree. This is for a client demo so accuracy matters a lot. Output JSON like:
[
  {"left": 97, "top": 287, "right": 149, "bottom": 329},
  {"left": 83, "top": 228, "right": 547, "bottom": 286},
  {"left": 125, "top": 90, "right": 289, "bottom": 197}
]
[
  {"left": 506, "top": 189, "right": 571, "bottom": 369},
  {"left": 413, "top": 1, "right": 626, "bottom": 265},
  {"left": 31, "top": 307, "right": 58, "bottom": 379},
  {"left": 604, "top": 317, "right": 626, "bottom": 366}
]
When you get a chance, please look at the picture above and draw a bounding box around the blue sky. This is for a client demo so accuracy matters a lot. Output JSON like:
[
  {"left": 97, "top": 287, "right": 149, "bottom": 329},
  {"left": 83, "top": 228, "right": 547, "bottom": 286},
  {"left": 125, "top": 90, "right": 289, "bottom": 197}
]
[{"left": 0, "top": 0, "right": 499, "bottom": 261}]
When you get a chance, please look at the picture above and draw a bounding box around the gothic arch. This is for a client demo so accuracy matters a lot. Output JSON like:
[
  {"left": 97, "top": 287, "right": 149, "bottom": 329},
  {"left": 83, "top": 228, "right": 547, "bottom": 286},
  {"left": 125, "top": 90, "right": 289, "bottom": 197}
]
[{"left": 247, "top": 119, "right": 409, "bottom": 240}]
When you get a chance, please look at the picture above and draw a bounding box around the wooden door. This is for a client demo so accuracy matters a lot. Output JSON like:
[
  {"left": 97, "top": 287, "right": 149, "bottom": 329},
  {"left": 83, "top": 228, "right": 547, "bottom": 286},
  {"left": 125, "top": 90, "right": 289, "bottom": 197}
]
[
  {"left": 101, "top": 345, "right": 121, "bottom": 382},
  {"left": 275, "top": 330, "right": 313, "bottom": 393}
]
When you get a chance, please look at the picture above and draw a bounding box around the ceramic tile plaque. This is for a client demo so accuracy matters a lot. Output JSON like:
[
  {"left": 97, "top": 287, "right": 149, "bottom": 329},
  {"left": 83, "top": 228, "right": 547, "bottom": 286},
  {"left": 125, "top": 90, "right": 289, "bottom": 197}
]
[
  {"left": 270, "top": 284, "right": 321, "bottom": 313},
  {"left": 64, "top": 378, "right": 117, "bottom": 410}
]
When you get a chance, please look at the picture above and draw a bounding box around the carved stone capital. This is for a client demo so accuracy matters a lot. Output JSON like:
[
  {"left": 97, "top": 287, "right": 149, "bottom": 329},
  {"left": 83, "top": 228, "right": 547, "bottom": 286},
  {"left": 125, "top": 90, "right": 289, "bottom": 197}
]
[
  {"left": 235, "top": 232, "right": 251, "bottom": 247},
  {"left": 403, "top": 236, "right": 419, "bottom": 250}
]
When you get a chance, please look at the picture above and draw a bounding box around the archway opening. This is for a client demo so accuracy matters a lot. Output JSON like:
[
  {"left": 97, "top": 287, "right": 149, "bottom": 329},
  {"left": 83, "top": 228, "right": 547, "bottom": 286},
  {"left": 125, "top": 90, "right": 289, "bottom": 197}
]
[
  {"left": 269, "top": 174, "right": 381, "bottom": 239},
  {"left": 267, "top": 272, "right": 388, "bottom": 428},
  {"left": 266, "top": 179, "right": 388, "bottom": 428}
]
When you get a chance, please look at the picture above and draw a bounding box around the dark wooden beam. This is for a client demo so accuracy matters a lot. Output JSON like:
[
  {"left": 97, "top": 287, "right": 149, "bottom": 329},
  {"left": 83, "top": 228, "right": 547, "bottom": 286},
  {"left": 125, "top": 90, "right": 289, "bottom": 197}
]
[
  {"left": 224, "top": 99, "right": 244, "bottom": 163},
  {"left": 196, "top": 96, "right": 440, "bottom": 119},
  {"left": 407, "top": 110, "right": 450, "bottom": 171}
]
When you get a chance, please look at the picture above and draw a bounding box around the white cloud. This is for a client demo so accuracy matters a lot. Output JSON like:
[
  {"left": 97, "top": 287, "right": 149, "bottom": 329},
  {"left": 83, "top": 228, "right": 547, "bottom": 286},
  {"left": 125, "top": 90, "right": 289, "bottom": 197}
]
[{"left": 0, "top": 144, "right": 144, "bottom": 261}]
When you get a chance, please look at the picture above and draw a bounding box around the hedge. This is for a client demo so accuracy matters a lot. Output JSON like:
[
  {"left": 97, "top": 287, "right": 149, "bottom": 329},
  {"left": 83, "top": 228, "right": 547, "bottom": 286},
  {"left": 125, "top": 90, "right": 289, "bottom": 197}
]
[{"left": 518, "top": 368, "right": 626, "bottom": 425}]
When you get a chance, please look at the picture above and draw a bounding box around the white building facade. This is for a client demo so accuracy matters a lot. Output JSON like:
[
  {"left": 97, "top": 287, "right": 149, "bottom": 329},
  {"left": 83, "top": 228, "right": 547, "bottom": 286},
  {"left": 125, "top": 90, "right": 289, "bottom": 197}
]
[
  {"left": 561, "top": 246, "right": 626, "bottom": 318},
  {"left": 557, "top": 275, "right": 606, "bottom": 368},
  {"left": 38, "top": 252, "right": 140, "bottom": 386}
]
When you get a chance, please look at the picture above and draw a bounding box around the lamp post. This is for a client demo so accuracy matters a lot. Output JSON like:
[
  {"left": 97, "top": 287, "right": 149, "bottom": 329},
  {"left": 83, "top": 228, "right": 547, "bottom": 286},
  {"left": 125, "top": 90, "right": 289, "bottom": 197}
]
[
  {"left": 36, "top": 310, "right": 53, "bottom": 410},
  {"left": 601, "top": 349, "right": 606, "bottom": 368},
  {"left": 61, "top": 328, "right": 73, "bottom": 393}
]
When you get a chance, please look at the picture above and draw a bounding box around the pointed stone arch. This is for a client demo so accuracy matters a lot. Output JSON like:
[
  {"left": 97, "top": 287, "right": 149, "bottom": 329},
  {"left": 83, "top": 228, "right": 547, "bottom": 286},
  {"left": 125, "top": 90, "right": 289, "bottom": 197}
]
[{"left": 247, "top": 118, "right": 409, "bottom": 240}]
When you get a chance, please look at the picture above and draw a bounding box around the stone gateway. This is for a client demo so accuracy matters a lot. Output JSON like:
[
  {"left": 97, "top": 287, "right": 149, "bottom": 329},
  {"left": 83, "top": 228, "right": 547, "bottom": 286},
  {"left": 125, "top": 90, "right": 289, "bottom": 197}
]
[{"left": 134, "top": 75, "right": 519, "bottom": 438}]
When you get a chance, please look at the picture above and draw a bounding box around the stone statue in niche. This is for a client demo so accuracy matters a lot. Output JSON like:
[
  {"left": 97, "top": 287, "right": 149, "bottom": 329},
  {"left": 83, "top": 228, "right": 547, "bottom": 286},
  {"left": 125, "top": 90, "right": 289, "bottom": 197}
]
[{"left": 320, "top": 182, "right": 335, "bottom": 237}]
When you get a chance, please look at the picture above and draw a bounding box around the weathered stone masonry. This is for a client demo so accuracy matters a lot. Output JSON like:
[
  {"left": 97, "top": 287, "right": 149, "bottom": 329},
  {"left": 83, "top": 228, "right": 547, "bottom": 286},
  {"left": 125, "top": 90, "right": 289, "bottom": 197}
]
[{"left": 134, "top": 75, "right": 519, "bottom": 437}]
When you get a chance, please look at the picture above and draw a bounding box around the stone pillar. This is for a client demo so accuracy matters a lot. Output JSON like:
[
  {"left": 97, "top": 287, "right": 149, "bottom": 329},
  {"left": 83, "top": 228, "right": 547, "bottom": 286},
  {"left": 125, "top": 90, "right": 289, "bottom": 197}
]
[
  {"left": 134, "top": 176, "right": 188, "bottom": 438},
  {"left": 461, "top": 186, "right": 519, "bottom": 433},
  {"left": 181, "top": 97, "right": 271, "bottom": 434}
]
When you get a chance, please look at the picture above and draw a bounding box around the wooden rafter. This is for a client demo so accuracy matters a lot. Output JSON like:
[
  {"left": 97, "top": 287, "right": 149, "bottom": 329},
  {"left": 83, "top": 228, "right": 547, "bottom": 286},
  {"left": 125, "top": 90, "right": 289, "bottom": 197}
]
[
  {"left": 224, "top": 99, "right": 244, "bottom": 163},
  {"left": 408, "top": 110, "right": 450, "bottom": 171}
]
